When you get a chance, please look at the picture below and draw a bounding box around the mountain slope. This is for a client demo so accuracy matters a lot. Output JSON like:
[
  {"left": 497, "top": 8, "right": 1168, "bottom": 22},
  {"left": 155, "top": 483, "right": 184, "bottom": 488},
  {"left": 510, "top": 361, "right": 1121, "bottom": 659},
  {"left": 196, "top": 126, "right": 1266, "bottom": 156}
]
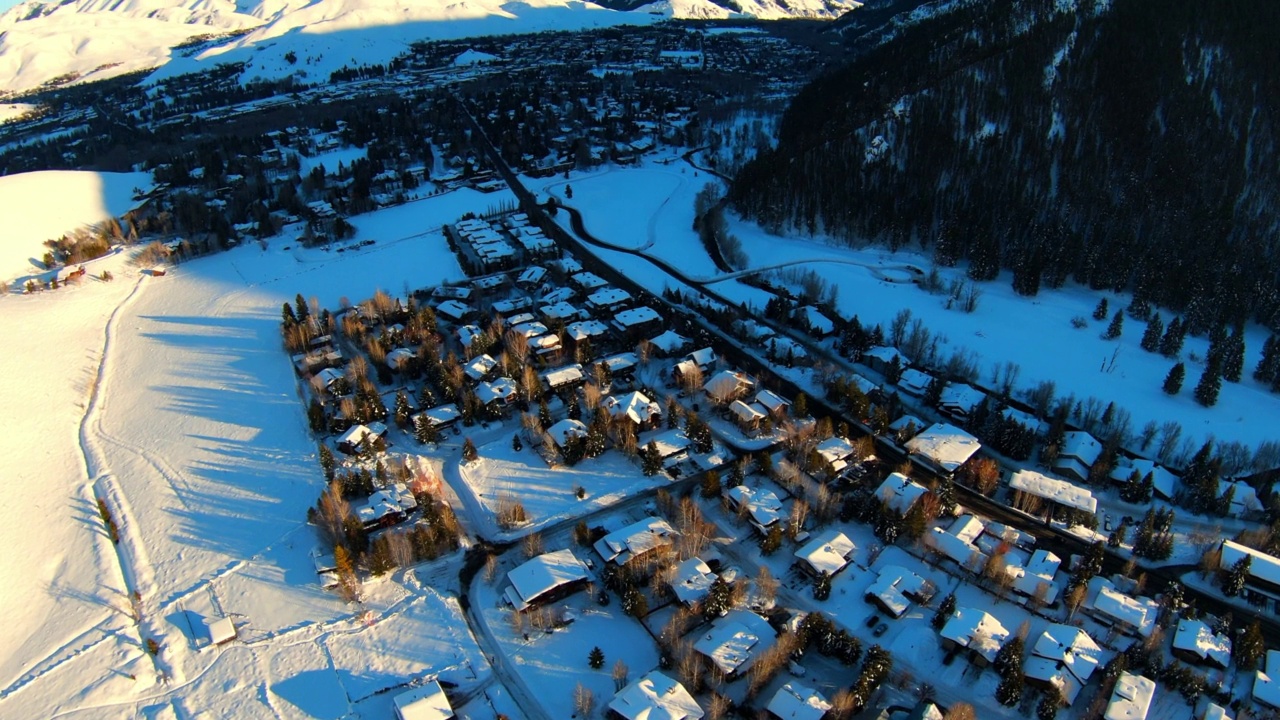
[
  {"left": 731, "top": 0, "right": 1280, "bottom": 332},
  {"left": 0, "top": 0, "right": 858, "bottom": 94}
]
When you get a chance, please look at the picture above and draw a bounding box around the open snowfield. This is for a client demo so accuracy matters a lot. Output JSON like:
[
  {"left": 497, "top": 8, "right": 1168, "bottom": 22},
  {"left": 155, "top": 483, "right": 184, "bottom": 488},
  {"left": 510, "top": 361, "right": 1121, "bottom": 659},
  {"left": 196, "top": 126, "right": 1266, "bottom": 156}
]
[
  {"left": 0, "top": 187, "right": 512, "bottom": 717},
  {"left": 535, "top": 158, "right": 1280, "bottom": 454},
  {"left": 0, "top": 170, "right": 153, "bottom": 284}
]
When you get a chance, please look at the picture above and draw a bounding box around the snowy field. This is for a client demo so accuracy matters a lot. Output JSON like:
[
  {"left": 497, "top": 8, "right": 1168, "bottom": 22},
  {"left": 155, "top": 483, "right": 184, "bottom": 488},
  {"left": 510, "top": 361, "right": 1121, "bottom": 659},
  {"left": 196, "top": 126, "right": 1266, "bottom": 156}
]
[
  {"left": 0, "top": 170, "right": 152, "bottom": 283},
  {"left": 534, "top": 158, "right": 1280, "bottom": 453},
  {"left": 0, "top": 186, "right": 511, "bottom": 717}
]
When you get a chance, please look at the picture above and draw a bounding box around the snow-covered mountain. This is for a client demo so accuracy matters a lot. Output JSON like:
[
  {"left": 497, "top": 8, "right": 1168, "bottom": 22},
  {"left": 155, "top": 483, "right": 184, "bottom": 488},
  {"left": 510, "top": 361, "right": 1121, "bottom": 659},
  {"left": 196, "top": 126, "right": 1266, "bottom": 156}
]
[{"left": 0, "top": 0, "right": 858, "bottom": 95}]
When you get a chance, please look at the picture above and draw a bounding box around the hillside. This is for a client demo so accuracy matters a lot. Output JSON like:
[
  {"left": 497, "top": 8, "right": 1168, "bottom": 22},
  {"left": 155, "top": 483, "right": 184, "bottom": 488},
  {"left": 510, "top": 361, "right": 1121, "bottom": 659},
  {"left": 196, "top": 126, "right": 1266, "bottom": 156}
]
[
  {"left": 0, "top": 0, "right": 859, "bottom": 94},
  {"left": 730, "top": 0, "right": 1280, "bottom": 334}
]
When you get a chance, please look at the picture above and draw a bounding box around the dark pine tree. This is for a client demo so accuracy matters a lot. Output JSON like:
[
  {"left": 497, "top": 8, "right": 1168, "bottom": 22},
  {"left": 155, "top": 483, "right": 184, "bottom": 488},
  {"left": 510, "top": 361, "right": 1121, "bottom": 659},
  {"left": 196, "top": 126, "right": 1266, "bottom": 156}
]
[
  {"left": 1160, "top": 317, "right": 1186, "bottom": 357},
  {"left": 1103, "top": 310, "right": 1124, "bottom": 339},
  {"left": 1093, "top": 297, "right": 1109, "bottom": 321},
  {"left": 1140, "top": 314, "right": 1164, "bottom": 352},
  {"left": 1223, "top": 326, "right": 1246, "bottom": 383},
  {"left": 1194, "top": 358, "right": 1223, "bottom": 407},
  {"left": 1163, "top": 362, "right": 1185, "bottom": 395},
  {"left": 1255, "top": 335, "right": 1280, "bottom": 385}
]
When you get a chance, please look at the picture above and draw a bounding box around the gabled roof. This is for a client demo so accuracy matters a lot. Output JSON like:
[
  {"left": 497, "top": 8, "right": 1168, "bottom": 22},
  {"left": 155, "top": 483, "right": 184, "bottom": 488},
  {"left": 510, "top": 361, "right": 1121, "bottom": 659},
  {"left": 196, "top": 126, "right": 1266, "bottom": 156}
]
[
  {"left": 866, "top": 565, "right": 929, "bottom": 618},
  {"left": 614, "top": 306, "right": 661, "bottom": 328},
  {"left": 729, "top": 400, "right": 766, "bottom": 424},
  {"left": 604, "top": 391, "right": 661, "bottom": 424},
  {"left": 725, "top": 485, "right": 785, "bottom": 529},
  {"left": 476, "top": 377, "right": 518, "bottom": 405},
  {"left": 670, "top": 557, "right": 717, "bottom": 605},
  {"left": 694, "top": 610, "right": 774, "bottom": 675},
  {"left": 609, "top": 671, "right": 703, "bottom": 720},
  {"left": 794, "top": 530, "right": 855, "bottom": 576},
  {"left": 875, "top": 472, "right": 928, "bottom": 514},
  {"left": 464, "top": 354, "right": 498, "bottom": 380},
  {"left": 815, "top": 436, "right": 856, "bottom": 471},
  {"left": 939, "top": 607, "right": 1008, "bottom": 662},
  {"left": 754, "top": 390, "right": 790, "bottom": 413},
  {"left": 1221, "top": 540, "right": 1280, "bottom": 587},
  {"left": 594, "top": 517, "right": 677, "bottom": 565},
  {"left": 1026, "top": 624, "right": 1102, "bottom": 703},
  {"left": 547, "top": 418, "right": 588, "bottom": 447},
  {"left": 650, "top": 330, "right": 691, "bottom": 354},
  {"left": 766, "top": 682, "right": 830, "bottom": 720},
  {"left": 1173, "top": 619, "right": 1231, "bottom": 668},
  {"left": 1009, "top": 470, "right": 1098, "bottom": 513},
  {"left": 504, "top": 549, "right": 589, "bottom": 611},
  {"left": 904, "top": 423, "right": 981, "bottom": 472},
  {"left": 1060, "top": 431, "right": 1103, "bottom": 465},
  {"left": 1256, "top": 650, "right": 1280, "bottom": 709},
  {"left": 704, "top": 369, "right": 755, "bottom": 401}
]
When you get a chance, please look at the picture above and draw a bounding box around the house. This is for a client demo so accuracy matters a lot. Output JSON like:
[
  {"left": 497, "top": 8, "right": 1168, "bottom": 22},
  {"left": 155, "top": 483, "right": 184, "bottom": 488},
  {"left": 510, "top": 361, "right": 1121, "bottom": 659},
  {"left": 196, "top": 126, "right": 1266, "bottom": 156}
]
[
  {"left": 1217, "top": 478, "right": 1264, "bottom": 518},
  {"left": 547, "top": 418, "right": 588, "bottom": 451},
  {"left": 1024, "top": 624, "right": 1102, "bottom": 705},
  {"left": 704, "top": 370, "right": 755, "bottom": 404},
  {"left": 904, "top": 424, "right": 981, "bottom": 474},
  {"left": 1172, "top": 618, "right": 1231, "bottom": 668},
  {"left": 1004, "top": 549, "right": 1061, "bottom": 604},
  {"left": 517, "top": 265, "right": 547, "bottom": 289},
  {"left": 464, "top": 354, "right": 499, "bottom": 382},
  {"left": 386, "top": 347, "right": 417, "bottom": 372},
  {"left": 1103, "top": 673, "right": 1155, "bottom": 720},
  {"left": 799, "top": 306, "right": 836, "bottom": 337},
  {"left": 729, "top": 400, "right": 768, "bottom": 434},
  {"left": 476, "top": 377, "right": 519, "bottom": 409},
  {"left": 504, "top": 549, "right": 590, "bottom": 611},
  {"left": 684, "top": 347, "right": 718, "bottom": 372},
  {"left": 875, "top": 472, "right": 929, "bottom": 515},
  {"left": 938, "top": 607, "right": 1008, "bottom": 665},
  {"left": 204, "top": 615, "right": 236, "bottom": 646},
  {"left": 937, "top": 383, "right": 987, "bottom": 422},
  {"left": 415, "top": 404, "right": 461, "bottom": 431},
  {"left": 814, "top": 436, "right": 858, "bottom": 476},
  {"left": 693, "top": 609, "right": 776, "bottom": 679},
  {"left": 794, "top": 530, "right": 856, "bottom": 577},
  {"left": 1053, "top": 431, "right": 1103, "bottom": 483},
  {"left": 648, "top": 428, "right": 693, "bottom": 469},
  {"left": 754, "top": 390, "right": 790, "bottom": 419},
  {"left": 1009, "top": 469, "right": 1098, "bottom": 515},
  {"left": 862, "top": 346, "right": 908, "bottom": 375},
  {"left": 597, "top": 352, "right": 639, "bottom": 381},
  {"left": 724, "top": 485, "right": 785, "bottom": 534},
  {"left": 1256, "top": 650, "right": 1280, "bottom": 709},
  {"left": 586, "top": 287, "right": 632, "bottom": 313},
  {"left": 609, "top": 671, "right": 703, "bottom": 720},
  {"left": 1202, "top": 703, "right": 1232, "bottom": 720},
  {"left": 566, "top": 319, "right": 611, "bottom": 346},
  {"left": 393, "top": 680, "right": 455, "bottom": 720},
  {"left": 612, "top": 306, "right": 663, "bottom": 340},
  {"left": 897, "top": 368, "right": 934, "bottom": 398},
  {"left": 435, "top": 299, "right": 473, "bottom": 323},
  {"left": 865, "top": 565, "right": 933, "bottom": 618},
  {"left": 1084, "top": 577, "right": 1156, "bottom": 637},
  {"left": 541, "top": 364, "right": 586, "bottom": 393},
  {"left": 1219, "top": 540, "right": 1280, "bottom": 612},
  {"left": 356, "top": 484, "right": 417, "bottom": 530},
  {"left": 457, "top": 324, "right": 484, "bottom": 349},
  {"left": 512, "top": 320, "right": 551, "bottom": 341},
  {"left": 767, "top": 682, "right": 831, "bottom": 720},
  {"left": 528, "top": 332, "right": 563, "bottom": 360},
  {"left": 336, "top": 422, "right": 387, "bottom": 454},
  {"left": 594, "top": 517, "right": 677, "bottom": 567},
  {"left": 493, "top": 298, "right": 533, "bottom": 319},
  {"left": 1108, "top": 459, "right": 1177, "bottom": 500},
  {"left": 926, "top": 516, "right": 988, "bottom": 573},
  {"left": 571, "top": 271, "right": 608, "bottom": 291},
  {"left": 603, "top": 391, "right": 662, "bottom": 429},
  {"left": 670, "top": 557, "right": 718, "bottom": 606},
  {"left": 649, "top": 330, "right": 692, "bottom": 357}
]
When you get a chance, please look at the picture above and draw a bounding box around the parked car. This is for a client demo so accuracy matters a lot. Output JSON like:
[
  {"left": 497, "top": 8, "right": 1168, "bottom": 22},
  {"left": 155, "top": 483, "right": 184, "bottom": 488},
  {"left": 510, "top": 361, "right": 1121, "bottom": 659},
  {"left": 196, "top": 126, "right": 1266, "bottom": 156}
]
[{"left": 873, "top": 622, "right": 889, "bottom": 638}]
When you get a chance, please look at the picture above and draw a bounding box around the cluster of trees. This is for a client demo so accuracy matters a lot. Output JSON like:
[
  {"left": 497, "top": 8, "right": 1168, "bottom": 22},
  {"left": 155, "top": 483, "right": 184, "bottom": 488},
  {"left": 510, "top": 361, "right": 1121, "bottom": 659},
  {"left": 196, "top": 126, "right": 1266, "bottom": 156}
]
[{"left": 733, "top": 0, "right": 1280, "bottom": 335}]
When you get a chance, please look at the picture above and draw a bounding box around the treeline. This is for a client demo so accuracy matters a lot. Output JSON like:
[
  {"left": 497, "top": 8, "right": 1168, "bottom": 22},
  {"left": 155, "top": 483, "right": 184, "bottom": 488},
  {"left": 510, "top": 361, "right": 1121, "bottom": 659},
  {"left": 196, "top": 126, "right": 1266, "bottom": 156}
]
[{"left": 731, "top": 0, "right": 1280, "bottom": 332}]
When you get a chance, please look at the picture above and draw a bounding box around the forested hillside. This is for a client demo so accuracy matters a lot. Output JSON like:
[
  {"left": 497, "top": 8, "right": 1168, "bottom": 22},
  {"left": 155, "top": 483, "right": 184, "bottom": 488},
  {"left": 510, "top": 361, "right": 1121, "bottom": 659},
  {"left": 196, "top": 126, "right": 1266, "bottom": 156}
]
[{"left": 731, "top": 0, "right": 1280, "bottom": 333}]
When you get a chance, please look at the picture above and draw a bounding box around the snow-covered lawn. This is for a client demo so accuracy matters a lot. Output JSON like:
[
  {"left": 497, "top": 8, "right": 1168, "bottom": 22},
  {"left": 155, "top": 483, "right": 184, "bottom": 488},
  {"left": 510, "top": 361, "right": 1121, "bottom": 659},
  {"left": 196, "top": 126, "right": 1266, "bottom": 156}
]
[
  {"left": 0, "top": 169, "right": 152, "bottom": 283},
  {"left": 456, "top": 435, "right": 671, "bottom": 539},
  {"left": 0, "top": 186, "right": 506, "bottom": 717}
]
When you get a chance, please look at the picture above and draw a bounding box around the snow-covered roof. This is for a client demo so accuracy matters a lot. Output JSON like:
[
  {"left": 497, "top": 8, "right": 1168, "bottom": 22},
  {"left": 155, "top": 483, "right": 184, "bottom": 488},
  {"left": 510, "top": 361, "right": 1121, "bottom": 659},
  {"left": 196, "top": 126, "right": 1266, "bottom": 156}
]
[
  {"left": 476, "top": 377, "right": 518, "bottom": 406},
  {"left": 650, "top": 330, "right": 691, "bottom": 354},
  {"left": 1257, "top": 651, "right": 1280, "bottom": 709},
  {"left": 417, "top": 404, "right": 461, "bottom": 428},
  {"left": 951, "top": 514, "right": 986, "bottom": 544},
  {"left": 648, "top": 429, "right": 691, "bottom": 458},
  {"left": 547, "top": 418, "right": 588, "bottom": 447},
  {"left": 694, "top": 610, "right": 774, "bottom": 675},
  {"left": 766, "top": 682, "right": 831, "bottom": 720},
  {"left": 888, "top": 414, "right": 925, "bottom": 436},
  {"left": 541, "top": 363, "right": 585, "bottom": 388},
  {"left": 337, "top": 422, "right": 386, "bottom": 448},
  {"left": 604, "top": 391, "right": 661, "bottom": 425},
  {"left": 504, "top": 549, "right": 589, "bottom": 611},
  {"left": 703, "top": 369, "right": 755, "bottom": 401},
  {"left": 528, "top": 334, "right": 561, "bottom": 352},
  {"left": 815, "top": 436, "right": 856, "bottom": 472},
  {"left": 904, "top": 423, "right": 981, "bottom": 472},
  {"left": 875, "top": 472, "right": 928, "bottom": 514},
  {"left": 1221, "top": 540, "right": 1280, "bottom": 587},
  {"left": 613, "top": 306, "right": 661, "bottom": 329},
  {"left": 457, "top": 324, "right": 483, "bottom": 349},
  {"left": 594, "top": 517, "right": 677, "bottom": 566},
  {"left": 205, "top": 616, "right": 235, "bottom": 645},
  {"left": 393, "top": 680, "right": 455, "bottom": 720},
  {"left": 863, "top": 345, "right": 907, "bottom": 365},
  {"left": 866, "top": 565, "right": 929, "bottom": 618},
  {"left": 1027, "top": 624, "right": 1102, "bottom": 702},
  {"left": 725, "top": 485, "right": 784, "bottom": 529},
  {"left": 609, "top": 671, "right": 703, "bottom": 720},
  {"left": 1006, "top": 549, "right": 1060, "bottom": 603},
  {"left": 799, "top": 306, "right": 835, "bottom": 335},
  {"left": 435, "top": 299, "right": 471, "bottom": 321},
  {"left": 897, "top": 368, "right": 933, "bottom": 396},
  {"left": 927, "top": 527, "right": 986, "bottom": 570},
  {"left": 587, "top": 287, "right": 631, "bottom": 308},
  {"left": 1060, "top": 431, "right": 1103, "bottom": 465},
  {"left": 670, "top": 557, "right": 717, "bottom": 605},
  {"left": 729, "top": 400, "right": 766, "bottom": 424},
  {"left": 686, "top": 347, "right": 717, "bottom": 368},
  {"left": 387, "top": 347, "right": 416, "bottom": 369},
  {"left": 1090, "top": 582, "right": 1154, "bottom": 635},
  {"left": 517, "top": 265, "right": 546, "bottom": 285},
  {"left": 464, "top": 353, "right": 498, "bottom": 381},
  {"left": 939, "top": 607, "right": 1008, "bottom": 662},
  {"left": 512, "top": 321, "right": 550, "bottom": 339},
  {"left": 566, "top": 319, "right": 610, "bottom": 341},
  {"left": 540, "top": 286, "right": 575, "bottom": 305},
  {"left": 1173, "top": 619, "right": 1231, "bottom": 668},
  {"left": 754, "top": 390, "right": 790, "bottom": 413},
  {"left": 1203, "top": 703, "right": 1232, "bottom": 720},
  {"left": 571, "top": 271, "right": 608, "bottom": 290},
  {"left": 938, "top": 383, "right": 986, "bottom": 415},
  {"left": 600, "top": 352, "right": 639, "bottom": 374},
  {"left": 1009, "top": 469, "right": 1097, "bottom": 513},
  {"left": 794, "top": 530, "right": 855, "bottom": 576},
  {"left": 1218, "top": 479, "right": 1263, "bottom": 516},
  {"left": 1104, "top": 672, "right": 1154, "bottom": 720}
]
